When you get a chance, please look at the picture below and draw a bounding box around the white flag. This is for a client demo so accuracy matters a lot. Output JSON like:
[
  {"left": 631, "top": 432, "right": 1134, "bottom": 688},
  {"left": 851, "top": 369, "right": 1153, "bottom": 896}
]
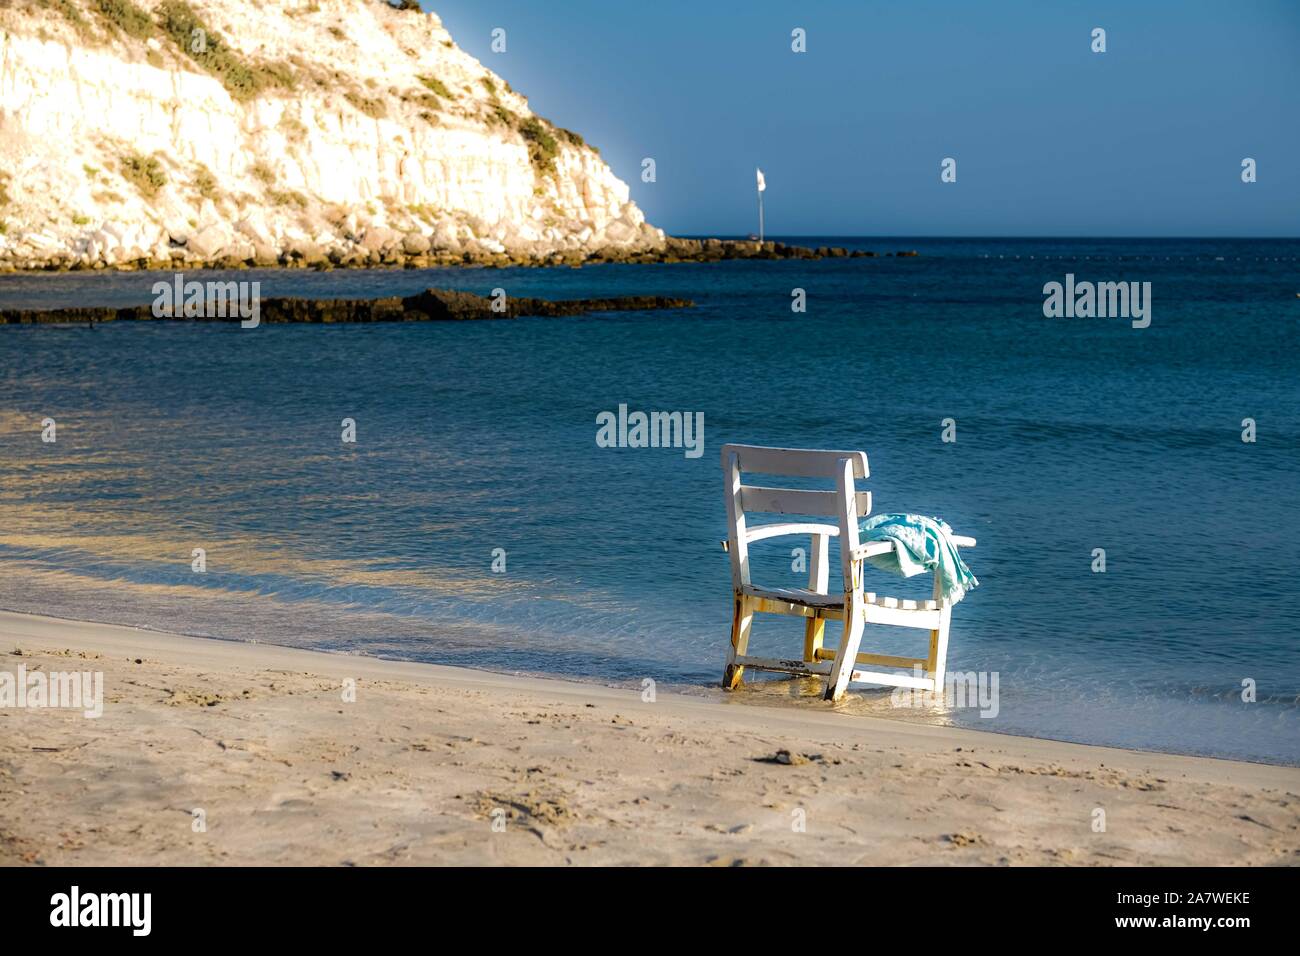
[{"left": 756, "top": 168, "right": 766, "bottom": 192}]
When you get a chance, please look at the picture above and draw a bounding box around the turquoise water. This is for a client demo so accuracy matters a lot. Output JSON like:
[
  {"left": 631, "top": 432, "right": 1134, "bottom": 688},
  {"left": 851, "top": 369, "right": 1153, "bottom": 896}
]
[{"left": 1, "top": 237, "right": 1297, "bottom": 763}]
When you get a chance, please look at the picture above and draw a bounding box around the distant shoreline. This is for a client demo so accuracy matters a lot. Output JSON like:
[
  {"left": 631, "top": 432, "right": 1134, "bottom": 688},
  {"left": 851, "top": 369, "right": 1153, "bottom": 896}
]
[{"left": 0, "top": 238, "right": 916, "bottom": 275}]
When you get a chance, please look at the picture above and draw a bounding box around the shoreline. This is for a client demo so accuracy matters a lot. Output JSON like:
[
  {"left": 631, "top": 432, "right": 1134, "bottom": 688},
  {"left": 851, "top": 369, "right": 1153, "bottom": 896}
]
[
  {"left": 0, "top": 239, "right": 917, "bottom": 275},
  {"left": 3, "top": 603, "right": 1293, "bottom": 770},
  {"left": 2, "top": 609, "right": 1296, "bottom": 865}
]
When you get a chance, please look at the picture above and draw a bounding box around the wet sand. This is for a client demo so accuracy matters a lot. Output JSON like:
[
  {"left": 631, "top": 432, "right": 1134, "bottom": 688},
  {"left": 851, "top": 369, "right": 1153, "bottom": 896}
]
[{"left": 1, "top": 610, "right": 1296, "bottom": 866}]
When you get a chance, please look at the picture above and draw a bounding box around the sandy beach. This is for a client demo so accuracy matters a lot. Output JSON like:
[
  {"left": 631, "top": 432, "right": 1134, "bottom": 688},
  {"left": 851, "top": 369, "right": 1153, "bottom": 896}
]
[{"left": 1, "top": 610, "right": 1296, "bottom": 866}]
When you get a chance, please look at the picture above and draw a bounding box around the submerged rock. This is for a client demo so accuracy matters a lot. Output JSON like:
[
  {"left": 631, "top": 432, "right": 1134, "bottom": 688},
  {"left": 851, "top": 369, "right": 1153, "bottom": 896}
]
[{"left": 0, "top": 288, "right": 695, "bottom": 325}]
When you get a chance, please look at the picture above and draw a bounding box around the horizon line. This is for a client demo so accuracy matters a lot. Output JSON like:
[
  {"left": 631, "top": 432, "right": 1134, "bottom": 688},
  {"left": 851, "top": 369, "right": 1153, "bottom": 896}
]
[{"left": 680, "top": 234, "right": 1300, "bottom": 241}]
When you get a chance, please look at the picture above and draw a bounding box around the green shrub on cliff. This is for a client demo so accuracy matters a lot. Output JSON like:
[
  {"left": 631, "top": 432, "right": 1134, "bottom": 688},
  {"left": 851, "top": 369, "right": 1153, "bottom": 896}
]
[
  {"left": 193, "top": 165, "right": 220, "bottom": 201},
  {"left": 269, "top": 189, "right": 309, "bottom": 210},
  {"left": 155, "top": 0, "right": 295, "bottom": 101},
  {"left": 555, "top": 126, "right": 594, "bottom": 152},
  {"left": 40, "top": 0, "right": 89, "bottom": 34},
  {"left": 118, "top": 153, "right": 166, "bottom": 199},
  {"left": 344, "top": 91, "right": 387, "bottom": 119},
  {"left": 249, "top": 163, "right": 276, "bottom": 185},
  {"left": 94, "top": 0, "right": 154, "bottom": 40},
  {"left": 480, "top": 107, "right": 564, "bottom": 178},
  {"left": 417, "top": 75, "right": 453, "bottom": 100},
  {"left": 489, "top": 103, "right": 516, "bottom": 128},
  {"left": 518, "top": 116, "right": 559, "bottom": 177}
]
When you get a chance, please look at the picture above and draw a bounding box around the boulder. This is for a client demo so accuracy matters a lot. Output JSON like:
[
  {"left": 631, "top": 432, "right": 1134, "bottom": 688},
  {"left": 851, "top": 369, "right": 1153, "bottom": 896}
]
[
  {"left": 431, "top": 221, "right": 461, "bottom": 252},
  {"left": 252, "top": 242, "right": 280, "bottom": 266},
  {"left": 228, "top": 241, "right": 256, "bottom": 262},
  {"left": 186, "top": 225, "right": 230, "bottom": 259},
  {"left": 638, "top": 221, "right": 666, "bottom": 248},
  {"left": 360, "top": 226, "right": 399, "bottom": 252},
  {"left": 603, "top": 220, "right": 637, "bottom": 244},
  {"left": 289, "top": 239, "right": 327, "bottom": 264},
  {"left": 401, "top": 232, "right": 431, "bottom": 255}
]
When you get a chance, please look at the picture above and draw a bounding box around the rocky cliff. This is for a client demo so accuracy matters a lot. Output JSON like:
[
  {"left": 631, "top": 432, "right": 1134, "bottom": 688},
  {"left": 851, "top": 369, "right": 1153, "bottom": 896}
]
[{"left": 0, "top": 0, "right": 664, "bottom": 269}]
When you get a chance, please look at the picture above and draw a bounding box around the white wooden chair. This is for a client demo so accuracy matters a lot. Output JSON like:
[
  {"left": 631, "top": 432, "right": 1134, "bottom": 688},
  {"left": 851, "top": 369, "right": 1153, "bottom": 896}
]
[{"left": 721, "top": 443, "right": 975, "bottom": 702}]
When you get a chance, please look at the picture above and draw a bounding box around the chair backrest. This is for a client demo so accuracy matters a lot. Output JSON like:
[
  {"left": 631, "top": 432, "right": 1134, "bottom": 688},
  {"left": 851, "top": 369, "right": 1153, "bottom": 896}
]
[{"left": 721, "top": 443, "right": 871, "bottom": 591}]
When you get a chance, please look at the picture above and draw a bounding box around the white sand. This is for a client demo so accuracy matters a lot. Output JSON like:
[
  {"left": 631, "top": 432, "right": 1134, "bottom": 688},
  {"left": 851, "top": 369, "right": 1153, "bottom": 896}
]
[{"left": 1, "top": 610, "right": 1296, "bottom": 866}]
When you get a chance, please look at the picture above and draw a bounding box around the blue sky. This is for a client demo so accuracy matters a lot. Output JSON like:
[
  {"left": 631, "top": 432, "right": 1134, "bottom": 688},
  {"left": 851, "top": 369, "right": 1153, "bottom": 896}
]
[{"left": 430, "top": 1, "right": 1300, "bottom": 237}]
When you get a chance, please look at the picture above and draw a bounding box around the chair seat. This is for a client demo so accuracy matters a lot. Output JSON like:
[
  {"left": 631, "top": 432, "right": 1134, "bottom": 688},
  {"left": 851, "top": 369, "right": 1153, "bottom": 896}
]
[
  {"left": 742, "top": 583, "right": 940, "bottom": 613},
  {"left": 742, "top": 584, "right": 842, "bottom": 609}
]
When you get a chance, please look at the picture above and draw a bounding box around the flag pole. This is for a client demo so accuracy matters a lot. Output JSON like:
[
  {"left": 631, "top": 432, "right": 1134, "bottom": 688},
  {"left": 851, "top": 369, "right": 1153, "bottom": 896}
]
[{"left": 758, "top": 187, "right": 764, "bottom": 243}]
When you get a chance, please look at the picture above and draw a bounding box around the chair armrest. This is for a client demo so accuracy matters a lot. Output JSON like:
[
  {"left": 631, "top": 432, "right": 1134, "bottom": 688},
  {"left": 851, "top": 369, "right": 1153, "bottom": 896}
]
[
  {"left": 744, "top": 522, "right": 840, "bottom": 545},
  {"left": 725, "top": 527, "right": 974, "bottom": 554},
  {"left": 850, "top": 535, "right": 975, "bottom": 561},
  {"left": 849, "top": 541, "right": 896, "bottom": 561}
]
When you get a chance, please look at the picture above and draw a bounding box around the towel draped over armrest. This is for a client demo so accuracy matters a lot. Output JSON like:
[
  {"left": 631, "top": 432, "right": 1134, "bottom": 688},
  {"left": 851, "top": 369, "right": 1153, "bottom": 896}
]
[{"left": 858, "top": 513, "right": 979, "bottom": 604}]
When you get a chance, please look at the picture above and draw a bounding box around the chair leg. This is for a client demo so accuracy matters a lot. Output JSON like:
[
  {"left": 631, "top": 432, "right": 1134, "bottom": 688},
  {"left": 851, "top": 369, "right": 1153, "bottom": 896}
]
[
  {"left": 925, "top": 569, "right": 948, "bottom": 694},
  {"left": 803, "top": 614, "right": 825, "bottom": 662},
  {"left": 823, "top": 594, "right": 864, "bottom": 701},
  {"left": 805, "top": 532, "right": 829, "bottom": 662},
  {"left": 927, "top": 603, "right": 952, "bottom": 693},
  {"left": 723, "top": 595, "right": 753, "bottom": 689}
]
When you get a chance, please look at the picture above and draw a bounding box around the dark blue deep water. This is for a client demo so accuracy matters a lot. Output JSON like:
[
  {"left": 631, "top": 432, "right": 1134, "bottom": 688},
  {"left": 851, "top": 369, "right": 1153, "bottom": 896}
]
[{"left": 1, "top": 237, "right": 1297, "bottom": 763}]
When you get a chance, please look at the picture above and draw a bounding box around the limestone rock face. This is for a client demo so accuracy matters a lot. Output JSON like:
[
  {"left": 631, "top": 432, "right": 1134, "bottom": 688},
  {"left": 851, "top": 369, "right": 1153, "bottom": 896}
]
[{"left": 0, "top": 0, "right": 665, "bottom": 269}]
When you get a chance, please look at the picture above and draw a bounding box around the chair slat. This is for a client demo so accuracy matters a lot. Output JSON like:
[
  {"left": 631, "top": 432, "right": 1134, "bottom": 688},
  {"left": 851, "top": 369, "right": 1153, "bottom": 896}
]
[
  {"left": 813, "top": 648, "right": 927, "bottom": 670},
  {"left": 740, "top": 485, "right": 871, "bottom": 517},
  {"left": 734, "top": 655, "right": 833, "bottom": 678},
  {"left": 849, "top": 669, "right": 935, "bottom": 690},
  {"left": 721, "top": 443, "right": 869, "bottom": 479}
]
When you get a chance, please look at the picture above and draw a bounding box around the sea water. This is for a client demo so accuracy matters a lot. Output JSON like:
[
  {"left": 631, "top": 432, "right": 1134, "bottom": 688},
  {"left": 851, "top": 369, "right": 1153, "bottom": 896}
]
[{"left": 1, "top": 237, "right": 1297, "bottom": 763}]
